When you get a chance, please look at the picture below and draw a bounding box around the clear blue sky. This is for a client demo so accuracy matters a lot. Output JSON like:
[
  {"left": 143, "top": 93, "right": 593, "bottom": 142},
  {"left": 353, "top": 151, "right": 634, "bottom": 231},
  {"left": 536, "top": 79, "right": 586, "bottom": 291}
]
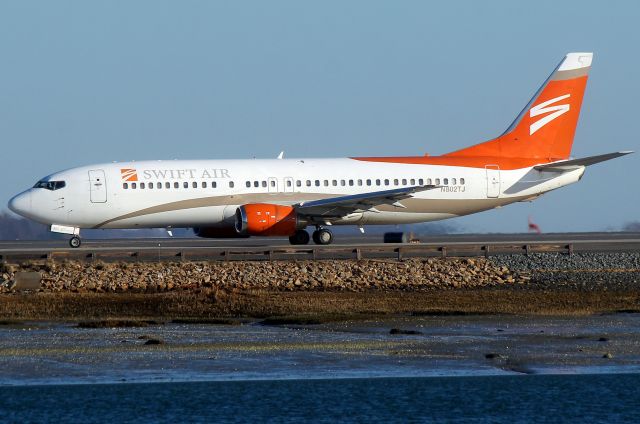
[{"left": 1, "top": 1, "right": 637, "bottom": 233}]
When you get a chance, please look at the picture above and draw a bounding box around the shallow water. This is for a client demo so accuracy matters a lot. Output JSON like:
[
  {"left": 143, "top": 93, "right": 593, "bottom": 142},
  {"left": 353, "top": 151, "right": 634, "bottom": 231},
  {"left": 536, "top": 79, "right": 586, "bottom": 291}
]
[{"left": 1, "top": 374, "right": 639, "bottom": 423}]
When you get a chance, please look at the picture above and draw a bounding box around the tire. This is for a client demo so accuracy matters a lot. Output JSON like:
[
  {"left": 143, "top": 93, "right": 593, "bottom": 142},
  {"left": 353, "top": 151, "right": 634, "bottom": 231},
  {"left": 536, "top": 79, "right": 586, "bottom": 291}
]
[
  {"left": 69, "top": 236, "right": 82, "bottom": 248},
  {"left": 289, "top": 230, "right": 310, "bottom": 245},
  {"left": 313, "top": 229, "right": 333, "bottom": 245}
]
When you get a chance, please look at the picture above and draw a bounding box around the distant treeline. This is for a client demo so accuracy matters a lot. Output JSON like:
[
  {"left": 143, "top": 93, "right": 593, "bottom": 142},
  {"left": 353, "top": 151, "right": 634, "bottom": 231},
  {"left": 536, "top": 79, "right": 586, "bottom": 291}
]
[
  {"left": 0, "top": 211, "right": 460, "bottom": 240},
  {"left": 0, "top": 212, "right": 60, "bottom": 240},
  {"left": 622, "top": 222, "right": 640, "bottom": 232},
  {"left": 8, "top": 212, "right": 638, "bottom": 240},
  {"left": 0, "top": 212, "right": 187, "bottom": 240}
]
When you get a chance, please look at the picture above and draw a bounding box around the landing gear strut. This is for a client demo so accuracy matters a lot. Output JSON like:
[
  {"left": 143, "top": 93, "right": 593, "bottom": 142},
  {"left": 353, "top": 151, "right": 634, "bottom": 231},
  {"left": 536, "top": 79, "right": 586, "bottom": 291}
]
[
  {"left": 312, "top": 227, "right": 333, "bottom": 245},
  {"left": 69, "top": 236, "right": 82, "bottom": 248},
  {"left": 289, "top": 229, "right": 310, "bottom": 245}
]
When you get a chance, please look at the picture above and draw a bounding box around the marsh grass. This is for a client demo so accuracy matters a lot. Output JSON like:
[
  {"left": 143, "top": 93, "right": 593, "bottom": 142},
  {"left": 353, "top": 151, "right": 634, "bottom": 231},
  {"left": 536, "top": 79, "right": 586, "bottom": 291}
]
[{"left": 0, "top": 289, "right": 638, "bottom": 322}]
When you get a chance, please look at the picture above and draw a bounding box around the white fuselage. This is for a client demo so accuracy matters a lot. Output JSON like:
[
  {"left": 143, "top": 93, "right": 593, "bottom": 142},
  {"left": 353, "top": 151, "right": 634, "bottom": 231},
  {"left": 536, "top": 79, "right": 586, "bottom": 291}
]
[{"left": 8, "top": 157, "right": 584, "bottom": 232}]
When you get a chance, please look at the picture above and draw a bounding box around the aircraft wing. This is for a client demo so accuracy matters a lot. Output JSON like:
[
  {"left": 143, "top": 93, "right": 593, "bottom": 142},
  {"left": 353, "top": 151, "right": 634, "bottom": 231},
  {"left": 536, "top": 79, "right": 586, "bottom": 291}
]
[
  {"left": 294, "top": 185, "right": 438, "bottom": 219},
  {"left": 534, "top": 151, "right": 632, "bottom": 172}
]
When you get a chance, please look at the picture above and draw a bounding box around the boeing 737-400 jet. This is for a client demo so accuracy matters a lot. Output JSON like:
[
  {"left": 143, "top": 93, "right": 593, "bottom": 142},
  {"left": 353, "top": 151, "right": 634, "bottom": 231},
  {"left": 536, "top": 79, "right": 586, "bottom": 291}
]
[{"left": 8, "top": 52, "right": 632, "bottom": 247}]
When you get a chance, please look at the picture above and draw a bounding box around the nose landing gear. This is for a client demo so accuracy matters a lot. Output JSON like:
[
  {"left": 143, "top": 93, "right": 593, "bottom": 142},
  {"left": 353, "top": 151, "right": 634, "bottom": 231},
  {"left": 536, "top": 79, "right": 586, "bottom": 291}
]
[
  {"left": 312, "top": 227, "right": 333, "bottom": 245},
  {"left": 69, "top": 236, "right": 82, "bottom": 248}
]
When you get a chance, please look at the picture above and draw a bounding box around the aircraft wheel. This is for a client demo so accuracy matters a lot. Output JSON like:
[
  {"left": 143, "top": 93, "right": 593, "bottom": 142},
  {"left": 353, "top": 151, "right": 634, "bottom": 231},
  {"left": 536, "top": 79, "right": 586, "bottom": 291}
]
[
  {"left": 312, "top": 228, "right": 333, "bottom": 245},
  {"left": 289, "top": 230, "right": 310, "bottom": 245},
  {"left": 69, "top": 236, "right": 82, "bottom": 248}
]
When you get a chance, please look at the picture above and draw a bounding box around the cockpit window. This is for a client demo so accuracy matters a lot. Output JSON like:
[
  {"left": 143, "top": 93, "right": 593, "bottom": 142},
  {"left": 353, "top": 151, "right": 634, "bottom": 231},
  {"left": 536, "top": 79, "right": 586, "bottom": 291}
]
[{"left": 33, "top": 180, "right": 66, "bottom": 191}]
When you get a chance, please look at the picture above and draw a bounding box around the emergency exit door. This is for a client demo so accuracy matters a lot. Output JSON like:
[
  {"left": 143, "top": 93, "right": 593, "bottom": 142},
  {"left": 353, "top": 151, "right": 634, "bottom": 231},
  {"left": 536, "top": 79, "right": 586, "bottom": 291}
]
[{"left": 89, "top": 170, "right": 107, "bottom": 203}]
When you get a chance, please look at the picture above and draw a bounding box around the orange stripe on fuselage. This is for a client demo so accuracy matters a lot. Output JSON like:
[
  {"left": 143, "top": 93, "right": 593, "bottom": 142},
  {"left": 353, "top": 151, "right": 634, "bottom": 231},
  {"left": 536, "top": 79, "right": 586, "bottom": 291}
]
[{"left": 350, "top": 156, "right": 552, "bottom": 170}]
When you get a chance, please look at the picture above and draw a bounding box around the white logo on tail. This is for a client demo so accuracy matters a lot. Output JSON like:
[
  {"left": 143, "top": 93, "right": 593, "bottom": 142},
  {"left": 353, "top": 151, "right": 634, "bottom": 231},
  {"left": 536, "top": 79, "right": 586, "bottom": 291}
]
[{"left": 529, "top": 94, "right": 570, "bottom": 135}]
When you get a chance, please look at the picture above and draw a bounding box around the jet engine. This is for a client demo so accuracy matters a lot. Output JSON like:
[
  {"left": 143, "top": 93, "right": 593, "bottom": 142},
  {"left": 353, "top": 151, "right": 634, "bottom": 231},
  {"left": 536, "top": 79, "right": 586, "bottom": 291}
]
[{"left": 235, "top": 203, "right": 305, "bottom": 236}]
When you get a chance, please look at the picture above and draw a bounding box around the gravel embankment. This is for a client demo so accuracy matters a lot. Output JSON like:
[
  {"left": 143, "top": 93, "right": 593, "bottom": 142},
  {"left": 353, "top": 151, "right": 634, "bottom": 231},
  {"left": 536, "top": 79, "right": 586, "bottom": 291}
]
[
  {"left": 0, "top": 258, "right": 527, "bottom": 293},
  {"left": 0, "top": 253, "right": 638, "bottom": 295},
  {"left": 491, "top": 252, "right": 640, "bottom": 291}
]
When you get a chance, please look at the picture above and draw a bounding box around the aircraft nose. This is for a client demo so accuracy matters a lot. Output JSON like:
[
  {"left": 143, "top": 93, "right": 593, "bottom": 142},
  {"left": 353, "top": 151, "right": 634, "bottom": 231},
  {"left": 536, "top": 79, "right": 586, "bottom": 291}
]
[{"left": 8, "top": 191, "right": 31, "bottom": 217}]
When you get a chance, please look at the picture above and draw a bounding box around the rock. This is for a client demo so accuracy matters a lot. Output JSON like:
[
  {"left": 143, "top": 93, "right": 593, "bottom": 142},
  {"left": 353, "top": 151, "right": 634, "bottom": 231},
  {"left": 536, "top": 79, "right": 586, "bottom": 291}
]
[
  {"left": 389, "top": 328, "right": 422, "bottom": 335},
  {"left": 484, "top": 353, "right": 505, "bottom": 359},
  {"left": 598, "top": 337, "right": 609, "bottom": 342},
  {"left": 603, "top": 352, "right": 613, "bottom": 359},
  {"left": 144, "top": 338, "right": 164, "bottom": 345}
]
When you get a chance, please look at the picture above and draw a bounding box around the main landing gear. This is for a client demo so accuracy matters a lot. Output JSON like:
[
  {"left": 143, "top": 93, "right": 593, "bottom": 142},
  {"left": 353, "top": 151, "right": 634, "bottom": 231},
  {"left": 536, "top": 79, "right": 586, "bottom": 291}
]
[
  {"left": 69, "top": 236, "right": 82, "bottom": 248},
  {"left": 312, "top": 227, "right": 333, "bottom": 245},
  {"left": 288, "top": 227, "right": 334, "bottom": 245},
  {"left": 289, "top": 230, "right": 310, "bottom": 245}
]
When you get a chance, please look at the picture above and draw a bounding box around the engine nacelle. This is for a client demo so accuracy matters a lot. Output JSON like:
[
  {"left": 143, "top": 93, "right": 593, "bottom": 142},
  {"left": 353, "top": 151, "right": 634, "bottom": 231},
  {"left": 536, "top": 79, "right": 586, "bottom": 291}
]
[{"left": 235, "top": 203, "right": 304, "bottom": 236}]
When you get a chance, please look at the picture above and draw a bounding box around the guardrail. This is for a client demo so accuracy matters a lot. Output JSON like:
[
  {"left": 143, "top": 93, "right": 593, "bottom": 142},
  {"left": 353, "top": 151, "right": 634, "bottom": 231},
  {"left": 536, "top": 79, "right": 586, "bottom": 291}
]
[{"left": 1, "top": 240, "right": 637, "bottom": 263}]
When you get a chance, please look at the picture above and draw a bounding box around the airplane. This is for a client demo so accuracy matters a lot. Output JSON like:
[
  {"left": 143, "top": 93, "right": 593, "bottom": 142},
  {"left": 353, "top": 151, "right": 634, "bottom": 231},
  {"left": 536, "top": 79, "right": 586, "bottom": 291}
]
[{"left": 7, "top": 52, "right": 632, "bottom": 248}]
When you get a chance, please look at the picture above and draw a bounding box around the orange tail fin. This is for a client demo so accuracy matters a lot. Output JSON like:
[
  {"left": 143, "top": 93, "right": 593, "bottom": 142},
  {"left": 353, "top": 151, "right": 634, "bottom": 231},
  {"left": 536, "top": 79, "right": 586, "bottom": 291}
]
[{"left": 445, "top": 53, "right": 592, "bottom": 161}]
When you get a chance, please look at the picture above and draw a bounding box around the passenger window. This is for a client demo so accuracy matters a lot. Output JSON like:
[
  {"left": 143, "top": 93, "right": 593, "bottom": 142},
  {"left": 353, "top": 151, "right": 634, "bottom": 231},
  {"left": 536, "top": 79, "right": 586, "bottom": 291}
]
[
  {"left": 349, "top": 180, "right": 354, "bottom": 186},
  {"left": 174, "top": 182, "right": 179, "bottom": 189},
  {"left": 296, "top": 180, "right": 302, "bottom": 187},
  {"left": 306, "top": 180, "right": 311, "bottom": 186},
  {"left": 123, "top": 183, "right": 128, "bottom": 189},
  {"left": 192, "top": 182, "right": 197, "bottom": 188},
  {"left": 376, "top": 179, "right": 381, "bottom": 186},
  {"left": 444, "top": 178, "right": 448, "bottom": 185},
  {"left": 212, "top": 181, "right": 217, "bottom": 188},
  {"left": 418, "top": 179, "right": 424, "bottom": 185},
  {"left": 427, "top": 178, "right": 432, "bottom": 185},
  {"left": 286, "top": 180, "right": 292, "bottom": 187},
  {"left": 262, "top": 181, "right": 268, "bottom": 188},
  {"left": 451, "top": 178, "right": 456, "bottom": 185},
  {"left": 315, "top": 180, "right": 320, "bottom": 187},
  {"left": 435, "top": 178, "right": 440, "bottom": 185},
  {"left": 358, "top": 179, "right": 363, "bottom": 186},
  {"left": 149, "top": 183, "right": 154, "bottom": 189},
  {"left": 165, "top": 182, "right": 170, "bottom": 189},
  {"left": 183, "top": 182, "right": 188, "bottom": 189},
  {"left": 460, "top": 178, "right": 465, "bottom": 185},
  {"left": 229, "top": 181, "right": 235, "bottom": 188},
  {"left": 324, "top": 180, "right": 329, "bottom": 186},
  {"left": 366, "top": 179, "right": 372, "bottom": 186},
  {"left": 270, "top": 180, "right": 275, "bottom": 187},
  {"left": 384, "top": 179, "right": 389, "bottom": 186},
  {"left": 254, "top": 181, "right": 259, "bottom": 188},
  {"left": 202, "top": 182, "right": 207, "bottom": 188},
  {"left": 246, "top": 181, "right": 251, "bottom": 188},
  {"left": 332, "top": 180, "right": 337, "bottom": 186},
  {"left": 140, "top": 183, "right": 145, "bottom": 189},
  {"left": 340, "top": 180, "right": 346, "bottom": 186},
  {"left": 157, "top": 183, "right": 162, "bottom": 190},
  {"left": 132, "top": 183, "right": 137, "bottom": 189},
  {"left": 402, "top": 179, "right": 407, "bottom": 185},
  {"left": 410, "top": 179, "right": 415, "bottom": 185},
  {"left": 394, "top": 179, "right": 399, "bottom": 185}
]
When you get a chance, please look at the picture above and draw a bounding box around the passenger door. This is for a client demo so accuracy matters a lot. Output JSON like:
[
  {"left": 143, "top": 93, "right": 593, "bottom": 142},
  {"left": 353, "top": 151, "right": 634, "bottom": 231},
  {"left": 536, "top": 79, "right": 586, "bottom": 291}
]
[
  {"left": 485, "top": 165, "right": 500, "bottom": 198},
  {"left": 89, "top": 169, "right": 107, "bottom": 203}
]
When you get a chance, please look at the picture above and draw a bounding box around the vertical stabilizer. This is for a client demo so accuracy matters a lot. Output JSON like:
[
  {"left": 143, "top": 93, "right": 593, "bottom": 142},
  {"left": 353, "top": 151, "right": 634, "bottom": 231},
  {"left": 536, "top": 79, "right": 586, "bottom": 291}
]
[{"left": 444, "top": 53, "right": 592, "bottom": 160}]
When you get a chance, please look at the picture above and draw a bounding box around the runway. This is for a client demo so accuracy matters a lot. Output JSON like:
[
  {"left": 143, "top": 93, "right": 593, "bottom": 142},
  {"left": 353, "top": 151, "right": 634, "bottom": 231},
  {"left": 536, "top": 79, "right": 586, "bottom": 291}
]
[{"left": 1, "top": 232, "right": 639, "bottom": 262}]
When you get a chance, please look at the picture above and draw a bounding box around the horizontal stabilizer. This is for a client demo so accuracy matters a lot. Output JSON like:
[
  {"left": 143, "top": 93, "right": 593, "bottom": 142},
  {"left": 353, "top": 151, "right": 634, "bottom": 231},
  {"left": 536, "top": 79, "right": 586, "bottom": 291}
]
[{"left": 534, "top": 151, "right": 633, "bottom": 172}]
